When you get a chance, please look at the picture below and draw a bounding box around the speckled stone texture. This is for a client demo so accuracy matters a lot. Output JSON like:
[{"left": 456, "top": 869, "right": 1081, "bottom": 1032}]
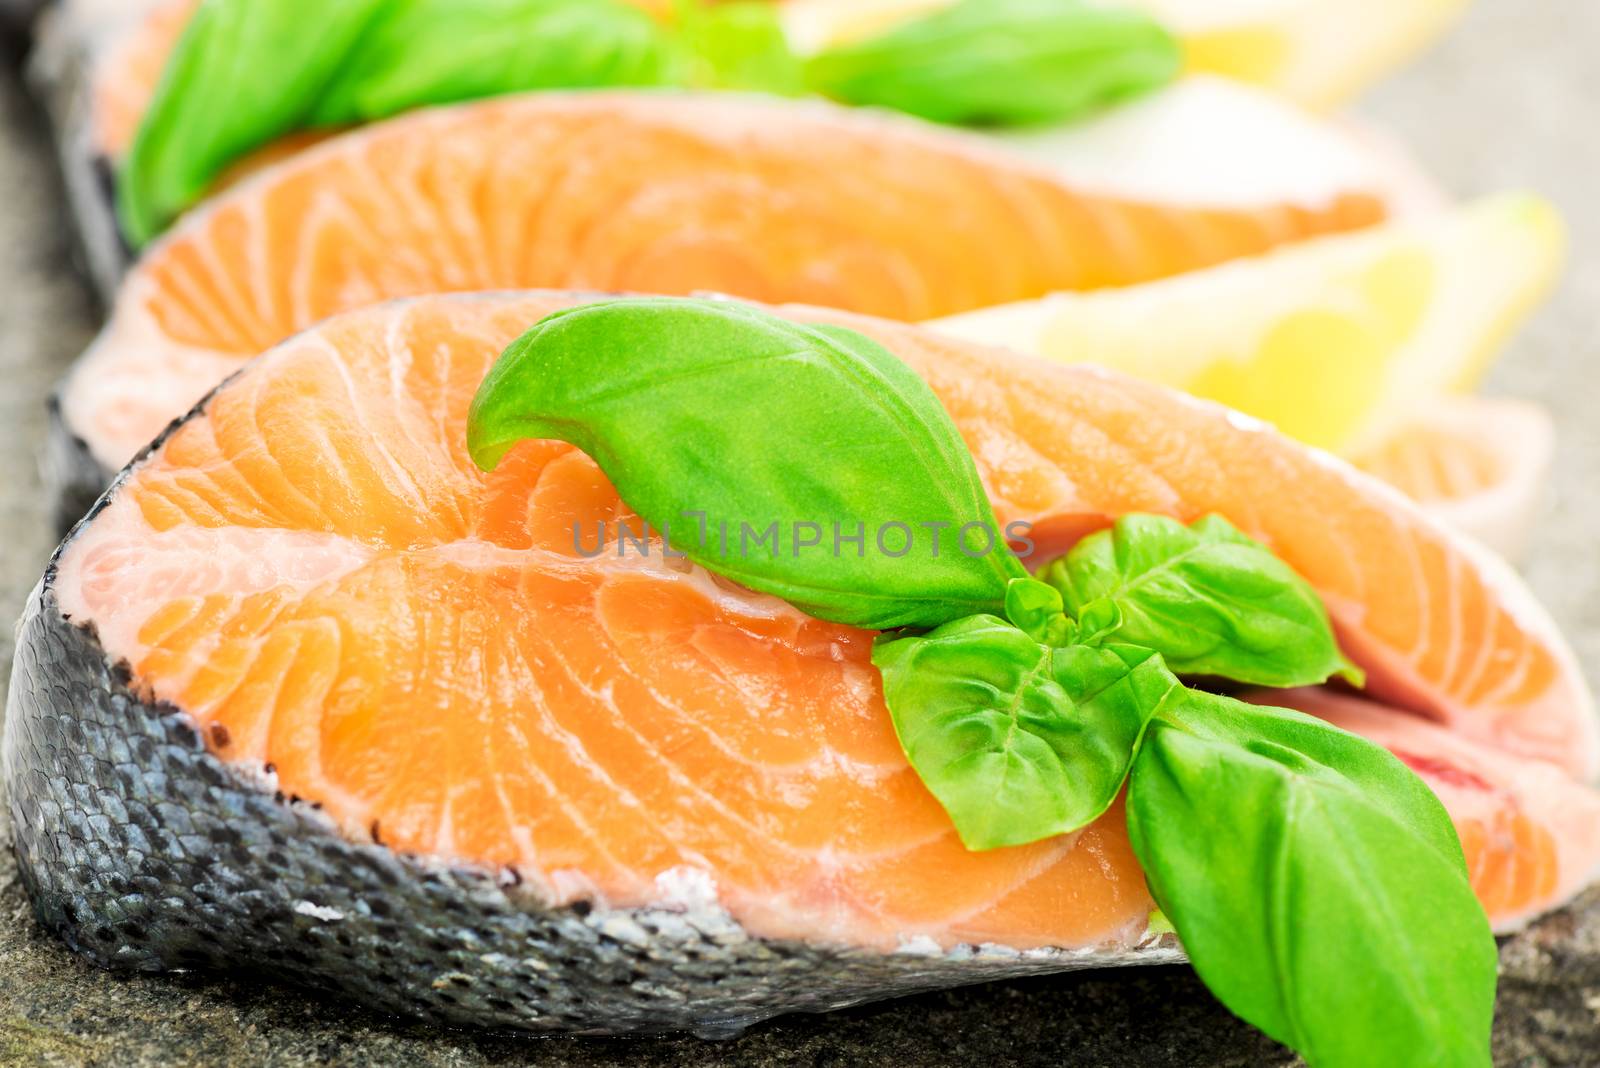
[{"left": 2, "top": 1, "right": 1599, "bottom": 1064}]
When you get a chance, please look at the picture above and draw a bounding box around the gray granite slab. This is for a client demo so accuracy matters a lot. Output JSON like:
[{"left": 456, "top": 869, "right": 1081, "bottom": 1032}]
[{"left": 2, "top": 0, "right": 1599, "bottom": 1063}]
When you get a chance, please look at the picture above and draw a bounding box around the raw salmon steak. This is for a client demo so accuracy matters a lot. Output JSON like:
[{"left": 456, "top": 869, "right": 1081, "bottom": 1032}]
[
  {"left": 30, "top": 0, "right": 1405, "bottom": 294},
  {"left": 10, "top": 292, "right": 1598, "bottom": 1034},
  {"left": 52, "top": 90, "right": 1385, "bottom": 525}
]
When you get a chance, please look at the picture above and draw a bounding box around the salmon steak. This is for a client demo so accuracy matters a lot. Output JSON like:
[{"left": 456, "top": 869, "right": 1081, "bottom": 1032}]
[
  {"left": 9, "top": 291, "right": 1599, "bottom": 1034},
  {"left": 29, "top": 0, "right": 1406, "bottom": 295},
  {"left": 52, "top": 90, "right": 1385, "bottom": 526}
]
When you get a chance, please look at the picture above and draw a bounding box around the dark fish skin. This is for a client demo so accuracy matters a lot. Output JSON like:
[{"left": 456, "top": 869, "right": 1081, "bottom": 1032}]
[
  {"left": 46, "top": 392, "right": 114, "bottom": 537},
  {"left": 26, "top": 0, "right": 132, "bottom": 300},
  {"left": 29, "top": 0, "right": 133, "bottom": 533},
  {"left": 4, "top": 440, "right": 1177, "bottom": 1034}
]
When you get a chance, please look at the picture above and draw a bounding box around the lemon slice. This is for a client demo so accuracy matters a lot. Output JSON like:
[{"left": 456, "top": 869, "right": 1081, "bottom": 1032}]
[
  {"left": 929, "top": 194, "right": 1564, "bottom": 458},
  {"left": 1121, "top": 0, "right": 1469, "bottom": 107}
]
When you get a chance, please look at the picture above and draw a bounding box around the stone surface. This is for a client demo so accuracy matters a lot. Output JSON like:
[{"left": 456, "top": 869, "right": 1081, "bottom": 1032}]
[{"left": 1, "top": 1, "right": 1598, "bottom": 1064}]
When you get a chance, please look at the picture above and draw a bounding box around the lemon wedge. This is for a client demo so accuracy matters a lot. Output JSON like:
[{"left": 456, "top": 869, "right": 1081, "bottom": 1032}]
[
  {"left": 1120, "top": 0, "right": 1469, "bottom": 107},
  {"left": 930, "top": 194, "right": 1564, "bottom": 459}
]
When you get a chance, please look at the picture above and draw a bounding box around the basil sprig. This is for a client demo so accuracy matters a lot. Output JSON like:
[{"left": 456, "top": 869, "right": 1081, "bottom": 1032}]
[
  {"left": 469, "top": 298, "right": 1496, "bottom": 1066},
  {"left": 804, "top": 0, "right": 1181, "bottom": 127},
  {"left": 120, "top": 0, "right": 690, "bottom": 244},
  {"left": 1130, "top": 691, "right": 1498, "bottom": 1066},
  {"left": 469, "top": 298, "right": 1026, "bottom": 629},
  {"left": 877, "top": 515, "right": 1365, "bottom": 854}
]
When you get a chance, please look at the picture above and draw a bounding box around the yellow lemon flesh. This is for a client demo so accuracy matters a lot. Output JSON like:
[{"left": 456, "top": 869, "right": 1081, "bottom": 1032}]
[{"left": 930, "top": 194, "right": 1564, "bottom": 458}]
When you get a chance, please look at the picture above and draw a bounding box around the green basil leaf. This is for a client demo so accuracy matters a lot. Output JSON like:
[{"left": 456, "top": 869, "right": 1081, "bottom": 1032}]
[
  {"left": 874, "top": 617, "right": 1180, "bottom": 850},
  {"left": 804, "top": 0, "right": 1181, "bottom": 127},
  {"left": 1162, "top": 689, "right": 1466, "bottom": 851},
  {"left": 672, "top": 0, "right": 806, "bottom": 94},
  {"left": 118, "top": 0, "right": 681, "bottom": 245},
  {"left": 1042, "top": 514, "right": 1362, "bottom": 688},
  {"left": 1128, "top": 691, "right": 1496, "bottom": 1068},
  {"left": 310, "top": 0, "right": 683, "bottom": 124},
  {"left": 468, "top": 297, "right": 1026, "bottom": 629},
  {"left": 118, "top": 0, "right": 387, "bottom": 245}
]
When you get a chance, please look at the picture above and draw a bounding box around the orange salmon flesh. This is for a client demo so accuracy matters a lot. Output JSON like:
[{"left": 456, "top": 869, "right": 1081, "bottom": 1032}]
[
  {"left": 64, "top": 91, "right": 1384, "bottom": 476},
  {"left": 54, "top": 292, "right": 1600, "bottom": 950}
]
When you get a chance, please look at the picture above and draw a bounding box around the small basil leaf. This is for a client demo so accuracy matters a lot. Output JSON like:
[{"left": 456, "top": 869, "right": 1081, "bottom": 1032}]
[
  {"left": 1128, "top": 692, "right": 1496, "bottom": 1068},
  {"left": 873, "top": 617, "right": 1179, "bottom": 850},
  {"left": 1042, "top": 514, "right": 1362, "bottom": 688},
  {"left": 1003, "top": 577, "right": 1075, "bottom": 646},
  {"left": 468, "top": 298, "right": 1026, "bottom": 629},
  {"left": 804, "top": 0, "right": 1181, "bottom": 127},
  {"left": 118, "top": 0, "right": 681, "bottom": 244}
]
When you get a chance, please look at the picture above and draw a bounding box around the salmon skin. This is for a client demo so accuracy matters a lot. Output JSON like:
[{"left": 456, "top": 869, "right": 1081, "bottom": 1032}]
[
  {"left": 52, "top": 90, "right": 1385, "bottom": 529},
  {"left": 9, "top": 291, "right": 1598, "bottom": 1033}
]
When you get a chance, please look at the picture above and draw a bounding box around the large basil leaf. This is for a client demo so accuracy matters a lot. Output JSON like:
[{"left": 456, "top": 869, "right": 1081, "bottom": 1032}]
[
  {"left": 1128, "top": 691, "right": 1496, "bottom": 1068},
  {"left": 804, "top": 0, "right": 1180, "bottom": 127},
  {"left": 1042, "top": 514, "right": 1361, "bottom": 688},
  {"left": 468, "top": 298, "right": 1026, "bottom": 629},
  {"left": 874, "top": 616, "right": 1179, "bottom": 850},
  {"left": 118, "top": 0, "right": 681, "bottom": 245}
]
